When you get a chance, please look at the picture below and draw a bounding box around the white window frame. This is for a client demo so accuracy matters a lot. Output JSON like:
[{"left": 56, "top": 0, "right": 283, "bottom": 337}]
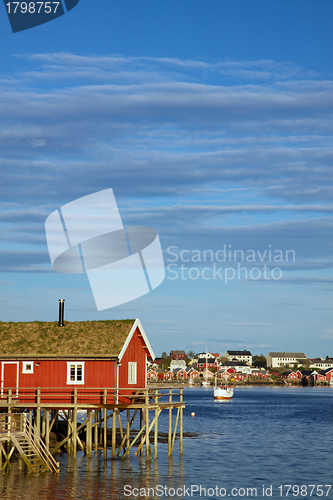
[
  {"left": 22, "top": 361, "right": 34, "bottom": 374},
  {"left": 128, "top": 362, "right": 137, "bottom": 384},
  {"left": 66, "top": 362, "right": 85, "bottom": 385}
]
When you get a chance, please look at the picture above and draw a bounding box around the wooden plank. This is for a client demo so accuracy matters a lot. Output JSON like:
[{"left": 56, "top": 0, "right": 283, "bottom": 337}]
[
  {"left": 86, "top": 410, "right": 93, "bottom": 457},
  {"left": 116, "top": 409, "right": 138, "bottom": 457},
  {"left": 171, "top": 408, "right": 180, "bottom": 454},
  {"left": 135, "top": 409, "right": 161, "bottom": 456},
  {"left": 111, "top": 410, "right": 116, "bottom": 458}
]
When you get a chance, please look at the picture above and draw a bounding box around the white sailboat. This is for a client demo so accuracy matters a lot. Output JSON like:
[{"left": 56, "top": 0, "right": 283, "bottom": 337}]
[
  {"left": 201, "top": 349, "right": 211, "bottom": 386},
  {"left": 213, "top": 373, "right": 233, "bottom": 400}
]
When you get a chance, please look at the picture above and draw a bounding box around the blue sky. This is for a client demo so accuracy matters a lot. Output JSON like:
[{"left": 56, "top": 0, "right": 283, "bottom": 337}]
[{"left": 0, "top": 1, "right": 332, "bottom": 358}]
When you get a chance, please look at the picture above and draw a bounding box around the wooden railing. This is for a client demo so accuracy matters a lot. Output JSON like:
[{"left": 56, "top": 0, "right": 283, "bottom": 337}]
[{"left": 0, "top": 387, "right": 184, "bottom": 407}]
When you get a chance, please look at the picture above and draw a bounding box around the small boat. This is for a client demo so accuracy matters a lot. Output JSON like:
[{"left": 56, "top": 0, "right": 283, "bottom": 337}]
[
  {"left": 188, "top": 378, "right": 194, "bottom": 385},
  {"left": 214, "top": 375, "right": 233, "bottom": 399},
  {"left": 201, "top": 380, "right": 210, "bottom": 387},
  {"left": 213, "top": 385, "right": 233, "bottom": 399}
]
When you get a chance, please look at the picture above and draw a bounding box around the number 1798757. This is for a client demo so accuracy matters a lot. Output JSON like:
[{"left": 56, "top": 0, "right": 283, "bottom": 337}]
[{"left": 5, "top": 2, "right": 60, "bottom": 14}]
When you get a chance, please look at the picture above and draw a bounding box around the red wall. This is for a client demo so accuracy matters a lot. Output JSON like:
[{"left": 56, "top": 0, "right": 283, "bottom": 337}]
[
  {"left": 118, "top": 327, "right": 147, "bottom": 389},
  {"left": 17, "top": 360, "right": 115, "bottom": 388}
]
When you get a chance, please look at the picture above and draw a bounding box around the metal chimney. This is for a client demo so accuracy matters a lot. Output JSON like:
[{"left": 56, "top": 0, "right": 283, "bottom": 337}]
[{"left": 58, "top": 299, "right": 65, "bottom": 327}]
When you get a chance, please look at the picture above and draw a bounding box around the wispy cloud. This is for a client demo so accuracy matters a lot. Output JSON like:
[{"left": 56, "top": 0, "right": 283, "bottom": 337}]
[{"left": 0, "top": 53, "right": 332, "bottom": 288}]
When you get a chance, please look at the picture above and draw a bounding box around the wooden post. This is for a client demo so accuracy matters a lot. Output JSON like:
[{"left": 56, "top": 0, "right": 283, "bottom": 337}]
[
  {"left": 36, "top": 388, "right": 41, "bottom": 442},
  {"left": 94, "top": 411, "right": 98, "bottom": 454},
  {"left": 99, "top": 410, "right": 103, "bottom": 445},
  {"left": 126, "top": 410, "right": 130, "bottom": 452},
  {"left": 180, "top": 388, "right": 183, "bottom": 455},
  {"left": 67, "top": 410, "right": 72, "bottom": 455},
  {"left": 145, "top": 390, "right": 150, "bottom": 460},
  {"left": 86, "top": 410, "right": 92, "bottom": 457},
  {"left": 139, "top": 409, "right": 143, "bottom": 455},
  {"left": 29, "top": 410, "right": 32, "bottom": 441},
  {"left": 42, "top": 409, "right": 46, "bottom": 437},
  {"left": 168, "top": 389, "right": 172, "bottom": 456},
  {"left": 154, "top": 390, "right": 158, "bottom": 459},
  {"left": 104, "top": 389, "right": 107, "bottom": 459},
  {"left": 73, "top": 389, "right": 77, "bottom": 458},
  {"left": 111, "top": 410, "right": 117, "bottom": 458},
  {"left": 45, "top": 409, "right": 50, "bottom": 450}
]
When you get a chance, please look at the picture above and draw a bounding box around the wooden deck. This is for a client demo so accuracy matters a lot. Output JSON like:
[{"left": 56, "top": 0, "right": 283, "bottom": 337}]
[{"left": 0, "top": 386, "right": 185, "bottom": 472}]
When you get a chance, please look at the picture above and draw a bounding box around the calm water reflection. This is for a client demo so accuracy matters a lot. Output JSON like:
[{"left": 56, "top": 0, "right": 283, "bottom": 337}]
[{"left": 0, "top": 386, "right": 332, "bottom": 499}]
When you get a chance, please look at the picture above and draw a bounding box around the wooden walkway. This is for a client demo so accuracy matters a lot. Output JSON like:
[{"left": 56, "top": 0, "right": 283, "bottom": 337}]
[{"left": 0, "top": 386, "right": 185, "bottom": 472}]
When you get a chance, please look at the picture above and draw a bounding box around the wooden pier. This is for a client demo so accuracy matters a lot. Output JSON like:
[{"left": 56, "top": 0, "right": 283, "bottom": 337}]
[{"left": 0, "top": 386, "right": 185, "bottom": 473}]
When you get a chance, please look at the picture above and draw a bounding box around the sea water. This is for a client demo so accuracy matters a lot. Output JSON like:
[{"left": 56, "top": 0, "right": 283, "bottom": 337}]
[{"left": 0, "top": 386, "right": 332, "bottom": 499}]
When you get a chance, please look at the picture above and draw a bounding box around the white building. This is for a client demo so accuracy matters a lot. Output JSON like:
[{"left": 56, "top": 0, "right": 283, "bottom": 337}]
[
  {"left": 225, "top": 350, "right": 252, "bottom": 366},
  {"left": 309, "top": 358, "right": 333, "bottom": 370},
  {"left": 266, "top": 352, "right": 306, "bottom": 368},
  {"left": 169, "top": 359, "right": 187, "bottom": 371}
]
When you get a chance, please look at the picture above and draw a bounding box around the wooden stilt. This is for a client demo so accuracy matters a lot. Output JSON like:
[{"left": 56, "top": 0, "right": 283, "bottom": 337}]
[
  {"left": 94, "top": 410, "right": 98, "bottom": 454},
  {"left": 111, "top": 410, "right": 116, "bottom": 458},
  {"left": 99, "top": 410, "right": 103, "bottom": 445},
  {"left": 67, "top": 410, "right": 72, "bottom": 455},
  {"left": 139, "top": 409, "right": 143, "bottom": 455},
  {"left": 73, "top": 389, "right": 77, "bottom": 458},
  {"left": 36, "top": 388, "right": 41, "bottom": 442},
  {"left": 180, "top": 388, "right": 183, "bottom": 455},
  {"left": 117, "top": 409, "right": 138, "bottom": 457},
  {"left": 103, "top": 389, "right": 107, "bottom": 459},
  {"left": 154, "top": 390, "right": 158, "bottom": 459},
  {"left": 145, "top": 408, "right": 150, "bottom": 460},
  {"left": 171, "top": 408, "right": 180, "bottom": 454},
  {"left": 168, "top": 389, "right": 172, "bottom": 456},
  {"left": 86, "top": 410, "right": 92, "bottom": 457},
  {"left": 126, "top": 410, "right": 130, "bottom": 452},
  {"left": 29, "top": 410, "right": 32, "bottom": 441},
  {"left": 72, "top": 408, "right": 77, "bottom": 458},
  {"left": 46, "top": 409, "right": 50, "bottom": 450},
  {"left": 42, "top": 409, "right": 46, "bottom": 438},
  {"left": 135, "top": 410, "right": 161, "bottom": 456}
]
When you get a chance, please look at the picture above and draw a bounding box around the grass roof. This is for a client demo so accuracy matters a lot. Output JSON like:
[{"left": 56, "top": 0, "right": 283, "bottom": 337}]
[{"left": 0, "top": 320, "right": 135, "bottom": 357}]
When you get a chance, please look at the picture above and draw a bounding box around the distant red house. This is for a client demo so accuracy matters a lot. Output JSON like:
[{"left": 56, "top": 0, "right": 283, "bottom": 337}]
[
  {"left": 281, "top": 371, "right": 298, "bottom": 380},
  {"left": 0, "top": 319, "right": 154, "bottom": 405},
  {"left": 170, "top": 350, "right": 186, "bottom": 360},
  {"left": 234, "top": 373, "right": 248, "bottom": 381},
  {"left": 147, "top": 369, "right": 158, "bottom": 381}
]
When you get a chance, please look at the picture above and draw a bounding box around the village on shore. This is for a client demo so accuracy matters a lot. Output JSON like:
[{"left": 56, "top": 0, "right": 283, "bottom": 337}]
[{"left": 147, "top": 350, "right": 333, "bottom": 386}]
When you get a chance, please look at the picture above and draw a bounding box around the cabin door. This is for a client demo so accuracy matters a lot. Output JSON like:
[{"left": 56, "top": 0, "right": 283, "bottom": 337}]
[{"left": 1, "top": 362, "right": 19, "bottom": 398}]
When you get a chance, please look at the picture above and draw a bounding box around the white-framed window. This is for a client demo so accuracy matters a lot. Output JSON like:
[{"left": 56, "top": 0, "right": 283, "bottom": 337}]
[
  {"left": 128, "top": 362, "right": 137, "bottom": 384},
  {"left": 66, "top": 362, "right": 85, "bottom": 385},
  {"left": 22, "top": 361, "right": 34, "bottom": 374}
]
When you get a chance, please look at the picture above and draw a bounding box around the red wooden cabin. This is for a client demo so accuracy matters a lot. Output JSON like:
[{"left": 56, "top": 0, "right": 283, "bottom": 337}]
[{"left": 0, "top": 318, "right": 154, "bottom": 407}]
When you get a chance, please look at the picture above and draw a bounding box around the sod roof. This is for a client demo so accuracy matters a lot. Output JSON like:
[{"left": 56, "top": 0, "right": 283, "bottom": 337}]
[{"left": 0, "top": 320, "right": 136, "bottom": 358}]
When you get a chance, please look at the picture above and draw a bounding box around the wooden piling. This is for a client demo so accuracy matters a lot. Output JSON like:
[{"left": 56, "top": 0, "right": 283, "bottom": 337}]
[
  {"left": 154, "top": 390, "right": 158, "bottom": 459},
  {"left": 126, "top": 410, "right": 130, "bottom": 452},
  {"left": 139, "top": 409, "right": 143, "bottom": 455},
  {"left": 67, "top": 410, "right": 72, "bottom": 455},
  {"left": 180, "top": 388, "right": 183, "bottom": 454},
  {"left": 45, "top": 409, "right": 50, "bottom": 450},
  {"left": 73, "top": 389, "right": 77, "bottom": 458},
  {"left": 168, "top": 389, "right": 172, "bottom": 456},
  {"left": 94, "top": 410, "right": 98, "bottom": 454},
  {"left": 86, "top": 410, "right": 92, "bottom": 457},
  {"left": 111, "top": 410, "right": 117, "bottom": 458},
  {"left": 103, "top": 389, "right": 107, "bottom": 459}
]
